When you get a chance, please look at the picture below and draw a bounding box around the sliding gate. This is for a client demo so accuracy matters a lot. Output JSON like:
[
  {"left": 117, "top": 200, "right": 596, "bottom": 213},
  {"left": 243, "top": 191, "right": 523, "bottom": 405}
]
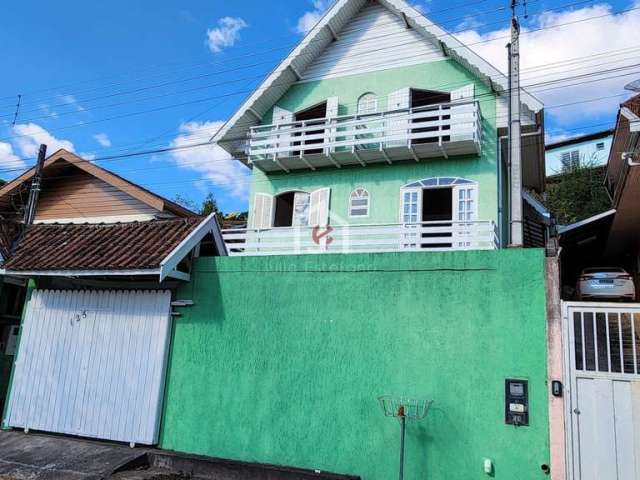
[{"left": 564, "top": 302, "right": 640, "bottom": 480}]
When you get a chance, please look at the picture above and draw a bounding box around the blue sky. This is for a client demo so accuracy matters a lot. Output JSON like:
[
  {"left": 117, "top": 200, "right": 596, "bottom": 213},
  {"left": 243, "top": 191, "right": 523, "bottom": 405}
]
[{"left": 0, "top": 0, "right": 638, "bottom": 213}]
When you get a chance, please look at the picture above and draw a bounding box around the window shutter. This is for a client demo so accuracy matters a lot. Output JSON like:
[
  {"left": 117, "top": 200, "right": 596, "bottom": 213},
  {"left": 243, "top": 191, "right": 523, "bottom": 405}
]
[
  {"left": 273, "top": 106, "right": 294, "bottom": 158},
  {"left": 251, "top": 193, "right": 274, "bottom": 229},
  {"left": 450, "top": 84, "right": 476, "bottom": 142},
  {"left": 386, "top": 88, "right": 411, "bottom": 148},
  {"left": 325, "top": 97, "right": 339, "bottom": 154},
  {"left": 309, "top": 188, "right": 331, "bottom": 227}
]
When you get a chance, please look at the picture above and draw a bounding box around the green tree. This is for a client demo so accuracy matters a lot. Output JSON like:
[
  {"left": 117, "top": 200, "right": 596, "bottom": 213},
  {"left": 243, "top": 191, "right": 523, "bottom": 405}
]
[
  {"left": 545, "top": 159, "right": 611, "bottom": 225},
  {"left": 199, "top": 192, "right": 219, "bottom": 216}
]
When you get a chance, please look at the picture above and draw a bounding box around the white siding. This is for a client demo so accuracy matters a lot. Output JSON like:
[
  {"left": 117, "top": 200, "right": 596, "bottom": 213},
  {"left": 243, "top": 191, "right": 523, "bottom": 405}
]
[
  {"left": 301, "top": 2, "right": 444, "bottom": 82},
  {"left": 4, "top": 289, "right": 172, "bottom": 445}
]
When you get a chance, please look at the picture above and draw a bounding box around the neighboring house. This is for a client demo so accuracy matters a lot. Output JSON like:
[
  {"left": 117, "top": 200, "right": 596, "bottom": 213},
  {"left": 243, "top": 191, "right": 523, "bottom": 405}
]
[
  {"left": 545, "top": 129, "right": 613, "bottom": 176},
  {"left": 0, "top": 148, "right": 193, "bottom": 224},
  {"left": 0, "top": 149, "right": 227, "bottom": 444},
  {"left": 214, "top": 0, "right": 546, "bottom": 256},
  {"left": 604, "top": 94, "right": 640, "bottom": 263}
]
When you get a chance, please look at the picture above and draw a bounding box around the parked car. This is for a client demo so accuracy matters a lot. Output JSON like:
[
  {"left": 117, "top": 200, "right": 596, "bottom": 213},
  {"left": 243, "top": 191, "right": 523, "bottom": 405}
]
[{"left": 576, "top": 267, "right": 636, "bottom": 301}]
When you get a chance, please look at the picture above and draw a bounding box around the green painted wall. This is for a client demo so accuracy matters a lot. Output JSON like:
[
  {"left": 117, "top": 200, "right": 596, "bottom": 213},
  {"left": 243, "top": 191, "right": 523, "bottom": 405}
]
[
  {"left": 160, "top": 249, "right": 549, "bottom": 479},
  {"left": 251, "top": 60, "right": 499, "bottom": 228}
]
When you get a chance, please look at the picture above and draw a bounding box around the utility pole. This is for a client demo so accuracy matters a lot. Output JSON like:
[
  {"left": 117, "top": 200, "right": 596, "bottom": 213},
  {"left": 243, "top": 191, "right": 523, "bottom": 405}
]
[
  {"left": 508, "top": 0, "right": 523, "bottom": 247},
  {"left": 23, "top": 144, "right": 47, "bottom": 225}
]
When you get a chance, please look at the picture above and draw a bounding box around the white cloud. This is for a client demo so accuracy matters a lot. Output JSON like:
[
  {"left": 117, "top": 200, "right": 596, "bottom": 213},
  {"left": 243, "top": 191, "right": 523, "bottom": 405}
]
[
  {"left": 79, "top": 152, "right": 96, "bottom": 161},
  {"left": 206, "top": 17, "right": 248, "bottom": 53},
  {"left": 0, "top": 142, "right": 25, "bottom": 171},
  {"left": 93, "top": 132, "right": 111, "bottom": 148},
  {"left": 455, "top": 3, "right": 640, "bottom": 121},
  {"left": 169, "top": 121, "right": 250, "bottom": 198},
  {"left": 12, "top": 123, "right": 75, "bottom": 158},
  {"left": 57, "top": 93, "right": 85, "bottom": 112},
  {"left": 296, "top": 0, "right": 332, "bottom": 34}
]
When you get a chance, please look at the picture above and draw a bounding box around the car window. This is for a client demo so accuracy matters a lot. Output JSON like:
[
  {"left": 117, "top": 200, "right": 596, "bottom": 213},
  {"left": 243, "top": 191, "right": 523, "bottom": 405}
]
[{"left": 583, "top": 267, "right": 626, "bottom": 273}]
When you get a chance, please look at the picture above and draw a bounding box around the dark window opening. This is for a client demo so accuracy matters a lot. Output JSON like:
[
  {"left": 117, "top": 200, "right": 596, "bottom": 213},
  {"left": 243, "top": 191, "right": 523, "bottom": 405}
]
[
  {"left": 410, "top": 89, "right": 451, "bottom": 145},
  {"left": 421, "top": 187, "right": 452, "bottom": 248},
  {"left": 293, "top": 102, "right": 327, "bottom": 156},
  {"left": 274, "top": 192, "right": 296, "bottom": 227}
]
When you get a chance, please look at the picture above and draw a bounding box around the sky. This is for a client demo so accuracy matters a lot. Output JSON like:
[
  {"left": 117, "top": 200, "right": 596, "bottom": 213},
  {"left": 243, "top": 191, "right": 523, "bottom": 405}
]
[{"left": 0, "top": 0, "right": 638, "bottom": 214}]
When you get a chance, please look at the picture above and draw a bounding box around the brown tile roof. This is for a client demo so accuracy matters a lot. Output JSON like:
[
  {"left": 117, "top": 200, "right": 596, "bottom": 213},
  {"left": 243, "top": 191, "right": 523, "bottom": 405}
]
[{"left": 3, "top": 217, "right": 204, "bottom": 272}]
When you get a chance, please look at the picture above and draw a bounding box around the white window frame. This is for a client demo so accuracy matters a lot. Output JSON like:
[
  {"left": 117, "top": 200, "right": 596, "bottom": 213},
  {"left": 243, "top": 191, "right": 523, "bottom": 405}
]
[
  {"left": 349, "top": 188, "right": 370, "bottom": 218},
  {"left": 357, "top": 92, "right": 378, "bottom": 115}
]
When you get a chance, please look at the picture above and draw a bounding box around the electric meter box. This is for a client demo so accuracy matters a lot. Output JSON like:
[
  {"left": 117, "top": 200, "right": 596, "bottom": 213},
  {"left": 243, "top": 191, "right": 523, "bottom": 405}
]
[{"left": 505, "top": 378, "right": 529, "bottom": 426}]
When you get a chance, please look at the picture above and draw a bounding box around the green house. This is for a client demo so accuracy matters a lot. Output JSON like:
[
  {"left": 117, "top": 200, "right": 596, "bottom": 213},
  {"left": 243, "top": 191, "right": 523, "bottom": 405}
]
[{"left": 216, "top": 0, "right": 546, "bottom": 255}]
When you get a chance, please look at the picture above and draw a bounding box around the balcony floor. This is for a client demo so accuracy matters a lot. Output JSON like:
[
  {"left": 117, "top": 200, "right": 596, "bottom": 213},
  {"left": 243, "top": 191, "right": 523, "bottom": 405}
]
[{"left": 250, "top": 139, "right": 480, "bottom": 172}]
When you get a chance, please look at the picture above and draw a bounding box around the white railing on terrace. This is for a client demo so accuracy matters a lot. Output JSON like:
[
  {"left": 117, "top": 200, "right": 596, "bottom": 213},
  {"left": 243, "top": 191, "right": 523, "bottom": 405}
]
[
  {"left": 248, "top": 100, "right": 481, "bottom": 163},
  {"left": 222, "top": 220, "right": 498, "bottom": 256}
]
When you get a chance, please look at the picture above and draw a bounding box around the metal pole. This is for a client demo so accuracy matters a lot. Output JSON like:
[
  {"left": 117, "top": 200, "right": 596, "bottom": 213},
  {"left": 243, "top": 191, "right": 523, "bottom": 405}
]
[{"left": 399, "top": 412, "right": 406, "bottom": 480}]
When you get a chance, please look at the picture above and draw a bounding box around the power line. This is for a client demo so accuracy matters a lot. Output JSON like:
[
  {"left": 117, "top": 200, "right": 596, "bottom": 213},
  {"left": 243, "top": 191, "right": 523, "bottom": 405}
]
[{"left": 0, "top": 0, "right": 609, "bottom": 117}]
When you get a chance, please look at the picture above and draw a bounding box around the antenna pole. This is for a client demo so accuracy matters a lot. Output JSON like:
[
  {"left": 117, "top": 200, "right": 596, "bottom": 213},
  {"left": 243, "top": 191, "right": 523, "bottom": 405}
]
[{"left": 508, "top": 0, "right": 523, "bottom": 246}]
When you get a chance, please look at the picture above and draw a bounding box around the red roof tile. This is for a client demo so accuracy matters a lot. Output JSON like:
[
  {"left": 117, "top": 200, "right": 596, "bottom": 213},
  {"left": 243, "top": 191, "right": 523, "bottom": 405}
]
[
  {"left": 3, "top": 217, "right": 204, "bottom": 272},
  {"left": 623, "top": 94, "right": 640, "bottom": 117}
]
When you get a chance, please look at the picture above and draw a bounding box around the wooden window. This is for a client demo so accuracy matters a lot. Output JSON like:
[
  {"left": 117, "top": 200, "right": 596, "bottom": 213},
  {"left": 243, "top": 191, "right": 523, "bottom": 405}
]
[{"left": 349, "top": 188, "right": 370, "bottom": 217}]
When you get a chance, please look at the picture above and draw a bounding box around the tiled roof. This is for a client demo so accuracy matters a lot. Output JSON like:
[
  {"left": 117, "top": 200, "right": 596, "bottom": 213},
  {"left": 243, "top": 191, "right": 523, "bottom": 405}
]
[{"left": 3, "top": 217, "right": 205, "bottom": 272}]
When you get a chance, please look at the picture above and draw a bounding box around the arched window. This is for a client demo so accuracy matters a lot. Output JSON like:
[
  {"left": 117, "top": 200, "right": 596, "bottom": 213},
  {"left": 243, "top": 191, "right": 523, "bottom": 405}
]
[
  {"left": 357, "top": 93, "right": 378, "bottom": 115},
  {"left": 349, "top": 188, "right": 370, "bottom": 217}
]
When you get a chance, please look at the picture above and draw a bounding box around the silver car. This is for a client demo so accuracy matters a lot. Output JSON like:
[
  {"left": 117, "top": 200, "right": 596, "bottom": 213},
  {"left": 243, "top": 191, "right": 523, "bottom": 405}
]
[{"left": 576, "top": 267, "right": 636, "bottom": 301}]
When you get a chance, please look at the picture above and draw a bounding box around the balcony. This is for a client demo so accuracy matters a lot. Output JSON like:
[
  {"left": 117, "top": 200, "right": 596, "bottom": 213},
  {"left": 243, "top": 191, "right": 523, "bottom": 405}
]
[
  {"left": 222, "top": 220, "right": 498, "bottom": 256},
  {"left": 248, "top": 100, "right": 482, "bottom": 172}
]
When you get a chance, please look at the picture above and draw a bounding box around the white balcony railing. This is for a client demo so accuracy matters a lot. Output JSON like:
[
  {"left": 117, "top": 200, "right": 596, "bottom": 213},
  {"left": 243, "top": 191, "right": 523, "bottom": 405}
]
[
  {"left": 222, "top": 221, "right": 498, "bottom": 256},
  {"left": 247, "top": 100, "right": 482, "bottom": 172}
]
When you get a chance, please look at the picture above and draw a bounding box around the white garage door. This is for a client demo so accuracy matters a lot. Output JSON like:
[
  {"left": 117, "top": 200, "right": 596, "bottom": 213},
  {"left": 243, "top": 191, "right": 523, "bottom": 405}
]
[
  {"left": 3, "top": 289, "right": 172, "bottom": 445},
  {"left": 566, "top": 303, "right": 640, "bottom": 480}
]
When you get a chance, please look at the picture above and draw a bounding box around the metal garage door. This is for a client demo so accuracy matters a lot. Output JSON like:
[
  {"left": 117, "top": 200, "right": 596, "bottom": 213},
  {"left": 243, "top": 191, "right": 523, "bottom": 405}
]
[
  {"left": 3, "top": 289, "right": 172, "bottom": 445},
  {"left": 565, "top": 303, "right": 640, "bottom": 480}
]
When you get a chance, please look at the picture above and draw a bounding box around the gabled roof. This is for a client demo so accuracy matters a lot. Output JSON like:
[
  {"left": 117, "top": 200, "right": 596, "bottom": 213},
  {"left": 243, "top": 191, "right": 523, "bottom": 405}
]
[
  {"left": 0, "top": 149, "right": 194, "bottom": 217},
  {"left": 214, "top": 0, "right": 543, "bottom": 155},
  {"left": 1, "top": 215, "right": 227, "bottom": 281}
]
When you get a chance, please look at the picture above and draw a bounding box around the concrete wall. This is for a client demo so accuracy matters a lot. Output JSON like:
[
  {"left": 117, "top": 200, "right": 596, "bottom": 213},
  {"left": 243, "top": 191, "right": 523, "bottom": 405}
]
[
  {"left": 251, "top": 60, "right": 498, "bottom": 227},
  {"left": 160, "top": 249, "right": 550, "bottom": 479}
]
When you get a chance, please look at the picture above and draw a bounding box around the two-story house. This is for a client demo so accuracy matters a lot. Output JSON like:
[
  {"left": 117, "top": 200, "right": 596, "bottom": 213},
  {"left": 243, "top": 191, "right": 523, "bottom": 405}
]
[{"left": 215, "top": 0, "right": 545, "bottom": 256}]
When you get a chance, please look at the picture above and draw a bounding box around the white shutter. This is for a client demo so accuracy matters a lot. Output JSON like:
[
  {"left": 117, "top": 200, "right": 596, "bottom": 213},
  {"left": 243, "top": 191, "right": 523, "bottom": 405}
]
[
  {"left": 386, "top": 88, "right": 411, "bottom": 148},
  {"left": 325, "top": 97, "right": 339, "bottom": 154},
  {"left": 251, "top": 193, "right": 274, "bottom": 229},
  {"left": 450, "top": 84, "right": 476, "bottom": 142},
  {"left": 309, "top": 188, "right": 331, "bottom": 227},
  {"left": 273, "top": 106, "right": 294, "bottom": 158}
]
